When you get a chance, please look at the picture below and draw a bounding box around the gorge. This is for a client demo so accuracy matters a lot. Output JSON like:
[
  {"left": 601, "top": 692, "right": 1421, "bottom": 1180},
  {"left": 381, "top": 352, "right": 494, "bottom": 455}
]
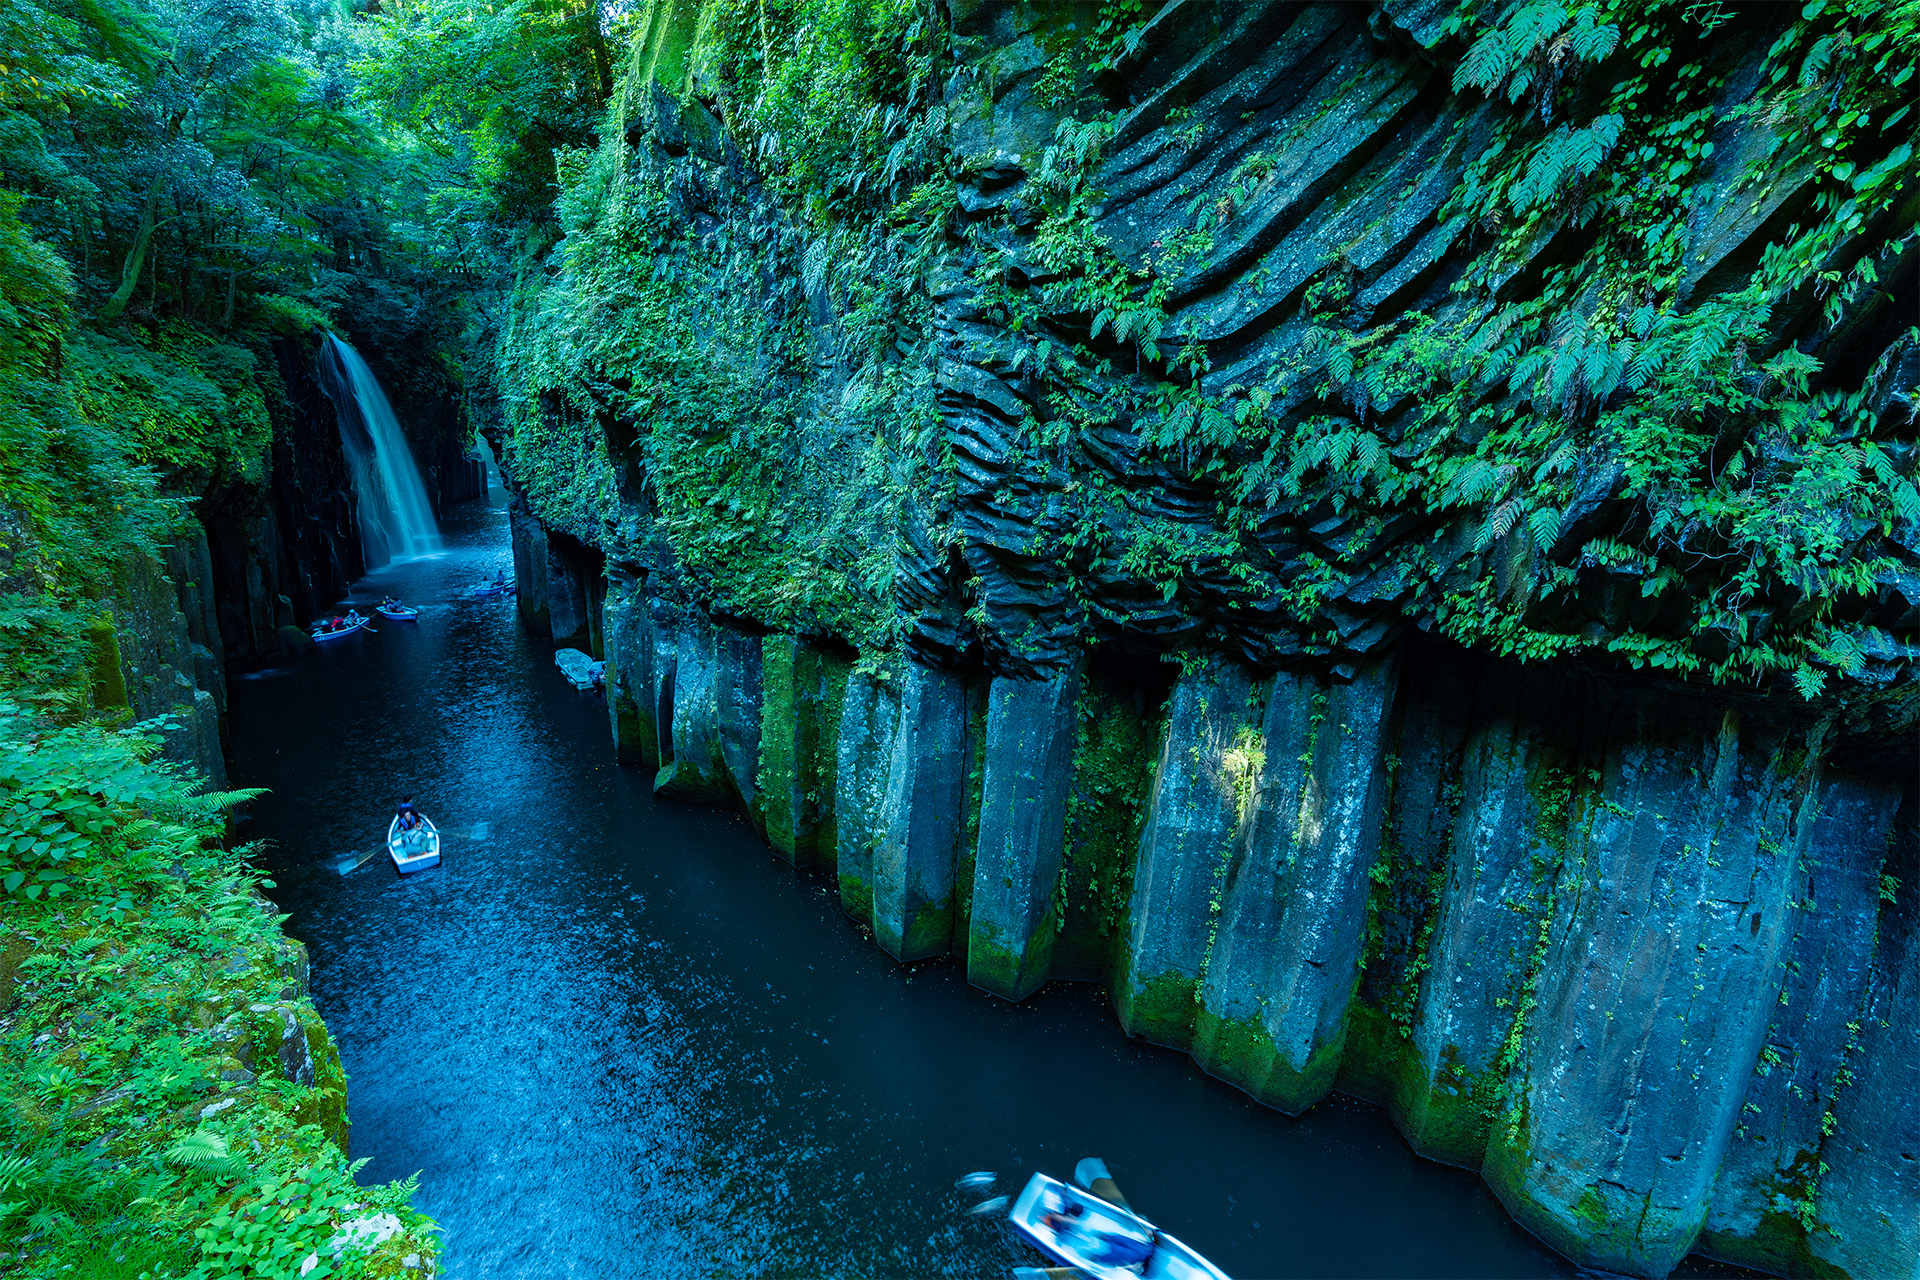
[
  {"left": 480, "top": 0, "right": 1917, "bottom": 1275},
  {"left": 0, "top": 0, "right": 1914, "bottom": 1276}
]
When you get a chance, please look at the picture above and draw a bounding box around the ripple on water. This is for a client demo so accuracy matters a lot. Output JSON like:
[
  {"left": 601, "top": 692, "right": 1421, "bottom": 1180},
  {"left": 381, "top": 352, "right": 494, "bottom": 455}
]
[{"left": 231, "top": 492, "right": 1756, "bottom": 1280}]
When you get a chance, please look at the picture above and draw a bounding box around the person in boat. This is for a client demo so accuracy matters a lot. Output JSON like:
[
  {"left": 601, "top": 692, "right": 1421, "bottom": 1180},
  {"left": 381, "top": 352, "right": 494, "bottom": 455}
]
[
  {"left": 1086, "top": 1227, "right": 1156, "bottom": 1272},
  {"left": 395, "top": 796, "right": 422, "bottom": 834},
  {"left": 1040, "top": 1197, "right": 1156, "bottom": 1273}
]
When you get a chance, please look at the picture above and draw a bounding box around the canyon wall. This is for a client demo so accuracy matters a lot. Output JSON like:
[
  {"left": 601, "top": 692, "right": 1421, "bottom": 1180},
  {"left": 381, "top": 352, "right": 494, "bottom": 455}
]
[
  {"left": 490, "top": 1, "right": 1919, "bottom": 1275},
  {"left": 524, "top": 541, "right": 1915, "bottom": 1280}
]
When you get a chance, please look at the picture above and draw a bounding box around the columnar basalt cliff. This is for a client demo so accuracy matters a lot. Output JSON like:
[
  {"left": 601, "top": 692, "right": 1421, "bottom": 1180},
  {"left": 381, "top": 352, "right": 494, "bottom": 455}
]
[{"left": 490, "top": 1, "right": 1918, "bottom": 1275}]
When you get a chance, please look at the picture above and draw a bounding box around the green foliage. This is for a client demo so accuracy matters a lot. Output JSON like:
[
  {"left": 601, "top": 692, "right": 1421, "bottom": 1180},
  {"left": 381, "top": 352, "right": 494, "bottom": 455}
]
[
  {"left": 1006, "top": 0, "right": 1920, "bottom": 699},
  {"left": 471, "top": 0, "right": 1913, "bottom": 708},
  {"left": 697, "top": 0, "right": 943, "bottom": 227},
  {"left": 0, "top": 701, "right": 437, "bottom": 1276},
  {"left": 353, "top": 0, "right": 612, "bottom": 238},
  {"left": 487, "top": 0, "right": 960, "bottom": 649}
]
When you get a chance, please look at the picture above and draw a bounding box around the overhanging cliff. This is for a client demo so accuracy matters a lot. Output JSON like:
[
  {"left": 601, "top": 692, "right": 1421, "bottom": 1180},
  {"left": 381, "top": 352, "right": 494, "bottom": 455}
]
[{"left": 486, "top": 1, "right": 1919, "bottom": 1275}]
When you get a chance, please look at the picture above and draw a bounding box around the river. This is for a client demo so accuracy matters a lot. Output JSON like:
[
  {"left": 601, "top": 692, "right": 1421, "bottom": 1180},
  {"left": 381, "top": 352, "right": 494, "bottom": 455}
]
[{"left": 230, "top": 489, "right": 1745, "bottom": 1278}]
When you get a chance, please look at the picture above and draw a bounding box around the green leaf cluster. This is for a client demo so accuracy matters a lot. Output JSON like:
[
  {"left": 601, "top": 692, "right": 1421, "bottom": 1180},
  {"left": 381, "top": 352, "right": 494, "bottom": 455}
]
[{"left": 0, "top": 700, "right": 436, "bottom": 1276}]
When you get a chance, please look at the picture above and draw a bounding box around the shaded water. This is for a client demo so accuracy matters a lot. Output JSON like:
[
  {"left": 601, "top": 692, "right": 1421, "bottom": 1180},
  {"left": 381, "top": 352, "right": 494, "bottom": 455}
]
[{"left": 231, "top": 492, "right": 1744, "bottom": 1278}]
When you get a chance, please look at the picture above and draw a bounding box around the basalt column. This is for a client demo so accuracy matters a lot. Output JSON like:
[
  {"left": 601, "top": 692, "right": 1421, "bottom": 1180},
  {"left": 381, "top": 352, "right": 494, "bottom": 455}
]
[
  {"left": 966, "top": 660, "right": 1084, "bottom": 1000},
  {"left": 834, "top": 671, "right": 902, "bottom": 929},
  {"left": 651, "top": 612, "right": 762, "bottom": 819},
  {"left": 759, "top": 635, "right": 850, "bottom": 870},
  {"left": 1802, "top": 785, "right": 1919, "bottom": 1279},
  {"left": 1399, "top": 668, "right": 1590, "bottom": 1168},
  {"left": 1113, "top": 659, "right": 1260, "bottom": 1048},
  {"left": 603, "top": 575, "right": 659, "bottom": 768},
  {"left": 871, "top": 662, "right": 972, "bottom": 962},
  {"left": 1486, "top": 699, "right": 1823, "bottom": 1277},
  {"left": 1191, "top": 655, "right": 1399, "bottom": 1113},
  {"left": 1699, "top": 767, "right": 1911, "bottom": 1276}
]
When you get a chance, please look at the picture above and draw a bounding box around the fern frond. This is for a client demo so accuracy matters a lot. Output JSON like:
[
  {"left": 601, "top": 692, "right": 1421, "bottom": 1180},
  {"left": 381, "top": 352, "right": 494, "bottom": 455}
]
[
  {"left": 1475, "top": 497, "right": 1524, "bottom": 550},
  {"left": 1680, "top": 308, "right": 1734, "bottom": 378},
  {"left": 1327, "top": 344, "right": 1355, "bottom": 387},
  {"left": 1455, "top": 29, "right": 1515, "bottom": 94},
  {"left": 1569, "top": 113, "right": 1624, "bottom": 178},
  {"left": 1508, "top": 2, "right": 1571, "bottom": 60},
  {"left": 1566, "top": 7, "right": 1620, "bottom": 61},
  {"left": 1509, "top": 346, "right": 1551, "bottom": 393},
  {"left": 1799, "top": 35, "right": 1837, "bottom": 88},
  {"left": 165, "top": 1132, "right": 246, "bottom": 1178},
  {"left": 179, "top": 787, "right": 268, "bottom": 814},
  {"left": 1534, "top": 441, "right": 1578, "bottom": 480},
  {"left": 1547, "top": 341, "right": 1584, "bottom": 403},
  {"left": 1792, "top": 663, "right": 1827, "bottom": 700},
  {"left": 1625, "top": 339, "right": 1666, "bottom": 389},
  {"left": 1581, "top": 343, "right": 1625, "bottom": 401},
  {"left": 1527, "top": 504, "right": 1564, "bottom": 546}
]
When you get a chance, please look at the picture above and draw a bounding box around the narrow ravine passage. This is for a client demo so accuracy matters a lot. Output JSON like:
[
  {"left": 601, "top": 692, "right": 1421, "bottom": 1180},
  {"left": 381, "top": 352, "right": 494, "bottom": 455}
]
[{"left": 228, "top": 490, "right": 1731, "bottom": 1279}]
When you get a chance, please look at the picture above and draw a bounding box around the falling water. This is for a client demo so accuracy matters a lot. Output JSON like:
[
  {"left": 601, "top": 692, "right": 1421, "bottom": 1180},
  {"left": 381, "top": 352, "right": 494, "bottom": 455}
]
[{"left": 321, "top": 334, "right": 441, "bottom": 565}]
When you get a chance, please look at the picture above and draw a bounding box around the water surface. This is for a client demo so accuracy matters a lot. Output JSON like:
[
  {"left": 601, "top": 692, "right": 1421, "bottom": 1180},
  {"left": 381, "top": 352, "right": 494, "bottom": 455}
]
[{"left": 231, "top": 492, "right": 1742, "bottom": 1279}]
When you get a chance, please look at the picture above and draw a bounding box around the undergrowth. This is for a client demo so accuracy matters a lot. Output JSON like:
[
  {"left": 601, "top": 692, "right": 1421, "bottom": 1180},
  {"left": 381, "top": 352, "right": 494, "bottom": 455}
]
[{"left": 0, "top": 703, "right": 437, "bottom": 1278}]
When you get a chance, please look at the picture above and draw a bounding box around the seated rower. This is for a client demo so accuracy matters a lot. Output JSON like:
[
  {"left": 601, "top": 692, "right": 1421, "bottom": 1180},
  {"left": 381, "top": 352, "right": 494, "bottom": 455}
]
[{"left": 395, "top": 795, "right": 422, "bottom": 834}]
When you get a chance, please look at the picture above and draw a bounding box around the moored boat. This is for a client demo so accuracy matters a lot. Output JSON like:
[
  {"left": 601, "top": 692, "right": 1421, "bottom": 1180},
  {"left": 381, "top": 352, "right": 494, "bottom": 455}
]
[
  {"left": 311, "top": 613, "right": 370, "bottom": 641},
  {"left": 386, "top": 814, "right": 441, "bottom": 873},
  {"left": 1010, "top": 1171, "right": 1228, "bottom": 1280}
]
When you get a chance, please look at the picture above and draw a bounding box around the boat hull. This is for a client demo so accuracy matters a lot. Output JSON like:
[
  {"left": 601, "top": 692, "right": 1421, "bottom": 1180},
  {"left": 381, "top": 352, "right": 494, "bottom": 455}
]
[
  {"left": 312, "top": 617, "right": 370, "bottom": 641},
  {"left": 1009, "top": 1173, "right": 1229, "bottom": 1280},
  {"left": 376, "top": 606, "right": 418, "bottom": 621},
  {"left": 386, "top": 815, "right": 441, "bottom": 874}
]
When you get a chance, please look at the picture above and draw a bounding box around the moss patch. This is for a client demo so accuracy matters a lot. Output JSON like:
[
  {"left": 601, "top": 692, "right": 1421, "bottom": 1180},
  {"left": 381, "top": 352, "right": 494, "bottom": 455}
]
[
  {"left": 1055, "top": 677, "right": 1157, "bottom": 981},
  {"left": 1116, "top": 968, "right": 1199, "bottom": 1050}
]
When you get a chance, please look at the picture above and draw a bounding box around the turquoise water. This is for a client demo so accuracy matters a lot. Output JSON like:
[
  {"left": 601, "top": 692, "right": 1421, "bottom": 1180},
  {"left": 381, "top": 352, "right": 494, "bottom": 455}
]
[{"left": 229, "top": 489, "right": 1750, "bottom": 1279}]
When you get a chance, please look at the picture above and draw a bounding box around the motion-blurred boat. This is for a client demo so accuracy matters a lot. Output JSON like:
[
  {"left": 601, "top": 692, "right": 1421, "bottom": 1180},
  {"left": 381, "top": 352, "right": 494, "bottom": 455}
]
[{"left": 1010, "top": 1170, "right": 1227, "bottom": 1280}]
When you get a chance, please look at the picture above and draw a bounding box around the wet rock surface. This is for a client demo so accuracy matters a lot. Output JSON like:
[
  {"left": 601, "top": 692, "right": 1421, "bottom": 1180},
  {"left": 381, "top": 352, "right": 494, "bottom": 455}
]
[{"left": 485, "top": 1, "right": 1920, "bottom": 1273}]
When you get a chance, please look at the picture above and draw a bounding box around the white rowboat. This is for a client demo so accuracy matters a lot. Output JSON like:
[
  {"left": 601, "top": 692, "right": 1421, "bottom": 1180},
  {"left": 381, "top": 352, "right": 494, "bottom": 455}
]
[
  {"left": 1010, "top": 1172, "right": 1228, "bottom": 1280},
  {"left": 386, "top": 815, "right": 441, "bottom": 874},
  {"left": 311, "top": 615, "right": 370, "bottom": 641}
]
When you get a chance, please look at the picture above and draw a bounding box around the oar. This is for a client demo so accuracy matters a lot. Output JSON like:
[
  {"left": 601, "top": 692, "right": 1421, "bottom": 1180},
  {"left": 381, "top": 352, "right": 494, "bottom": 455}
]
[
  {"left": 335, "top": 821, "right": 489, "bottom": 874},
  {"left": 337, "top": 842, "right": 389, "bottom": 875},
  {"left": 1073, "top": 1157, "right": 1133, "bottom": 1213}
]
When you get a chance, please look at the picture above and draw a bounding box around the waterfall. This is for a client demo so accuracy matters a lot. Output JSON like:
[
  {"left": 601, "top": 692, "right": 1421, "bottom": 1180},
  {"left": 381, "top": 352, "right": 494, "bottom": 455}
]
[{"left": 319, "top": 334, "right": 441, "bottom": 566}]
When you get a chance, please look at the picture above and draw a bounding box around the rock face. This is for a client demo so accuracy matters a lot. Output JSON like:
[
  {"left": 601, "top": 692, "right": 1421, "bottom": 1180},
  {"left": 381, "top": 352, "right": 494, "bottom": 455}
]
[
  {"left": 519, "top": 539, "right": 1917, "bottom": 1279},
  {"left": 488, "top": 1, "right": 1919, "bottom": 1275},
  {"left": 967, "top": 663, "right": 1083, "bottom": 999}
]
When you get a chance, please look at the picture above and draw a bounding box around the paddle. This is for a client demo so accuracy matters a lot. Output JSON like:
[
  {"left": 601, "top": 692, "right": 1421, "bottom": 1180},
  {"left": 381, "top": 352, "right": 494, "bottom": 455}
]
[
  {"left": 335, "top": 821, "right": 490, "bottom": 874},
  {"left": 1073, "top": 1157, "right": 1133, "bottom": 1213}
]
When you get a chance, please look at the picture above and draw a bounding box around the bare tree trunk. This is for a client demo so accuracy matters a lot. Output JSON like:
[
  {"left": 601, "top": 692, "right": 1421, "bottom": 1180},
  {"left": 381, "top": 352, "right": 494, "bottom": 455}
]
[
  {"left": 223, "top": 265, "right": 237, "bottom": 326},
  {"left": 98, "top": 176, "right": 165, "bottom": 320}
]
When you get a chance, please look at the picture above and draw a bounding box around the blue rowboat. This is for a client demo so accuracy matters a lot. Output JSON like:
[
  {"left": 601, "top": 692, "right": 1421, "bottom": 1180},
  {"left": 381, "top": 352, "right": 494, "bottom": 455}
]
[{"left": 376, "top": 604, "right": 418, "bottom": 621}]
